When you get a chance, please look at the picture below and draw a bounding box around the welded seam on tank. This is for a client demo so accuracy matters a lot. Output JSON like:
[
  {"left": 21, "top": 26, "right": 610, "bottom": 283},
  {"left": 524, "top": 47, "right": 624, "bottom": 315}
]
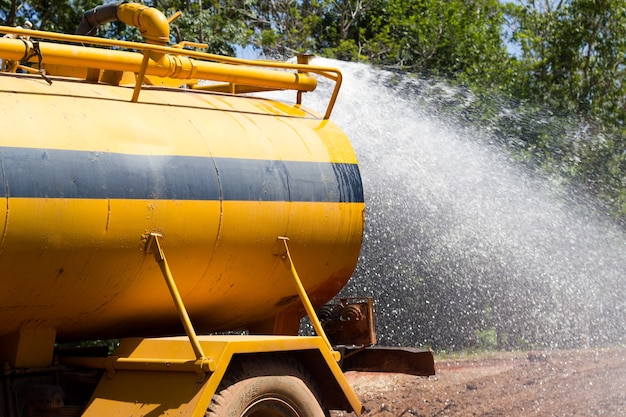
[
  {"left": 0, "top": 151, "right": 8, "bottom": 253},
  {"left": 211, "top": 155, "right": 224, "bottom": 258},
  {"left": 0, "top": 147, "right": 364, "bottom": 203},
  {"left": 105, "top": 198, "right": 111, "bottom": 231},
  {"left": 188, "top": 115, "right": 224, "bottom": 266}
]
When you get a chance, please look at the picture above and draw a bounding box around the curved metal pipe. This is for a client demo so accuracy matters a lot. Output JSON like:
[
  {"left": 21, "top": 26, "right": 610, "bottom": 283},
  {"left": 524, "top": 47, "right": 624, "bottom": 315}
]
[
  {"left": 0, "top": 37, "right": 317, "bottom": 92},
  {"left": 75, "top": 1, "right": 169, "bottom": 46},
  {"left": 117, "top": 3, "right": 170, "bottom": 45},
  {"left": 75, "top": 1, "right": 123, "bottom": 36}
]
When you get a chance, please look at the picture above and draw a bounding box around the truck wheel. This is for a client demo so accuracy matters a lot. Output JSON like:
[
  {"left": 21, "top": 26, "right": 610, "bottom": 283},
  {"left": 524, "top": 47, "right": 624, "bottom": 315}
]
[{"left": 206, "top": 356, "right": 327, "bottom": 417}]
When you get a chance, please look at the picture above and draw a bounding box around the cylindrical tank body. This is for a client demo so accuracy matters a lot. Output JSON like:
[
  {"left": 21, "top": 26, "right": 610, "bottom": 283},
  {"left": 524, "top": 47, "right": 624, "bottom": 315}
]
[{"left": 0, "top": 71, "right": 364, "bottom": 341}]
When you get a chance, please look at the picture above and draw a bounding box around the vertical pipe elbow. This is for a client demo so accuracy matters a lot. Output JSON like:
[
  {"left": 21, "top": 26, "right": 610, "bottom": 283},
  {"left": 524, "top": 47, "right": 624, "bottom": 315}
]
[
  {"left": 116, "top": 3, "right": 170, "bottom": 46},
  {"left": 76, "top": 2, "right": 170, "bottom": 46}
]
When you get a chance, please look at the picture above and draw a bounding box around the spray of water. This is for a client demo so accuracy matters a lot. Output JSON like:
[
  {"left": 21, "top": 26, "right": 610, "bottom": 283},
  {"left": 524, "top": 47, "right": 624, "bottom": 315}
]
[{"left": 303, "top": 59, "right": 626, "bottom": 351}]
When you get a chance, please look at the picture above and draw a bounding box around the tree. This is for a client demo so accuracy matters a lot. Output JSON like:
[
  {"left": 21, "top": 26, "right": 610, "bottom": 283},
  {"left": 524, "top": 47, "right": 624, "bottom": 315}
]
[
  {"left": 0, "top": 0, "right": 250, "bottom": 56},
  {"left": 506, "top": 0, "right": 626, "bottom": 221},
  {"left": 321, "top": 0, "right": 512, "bottom": 88},
  {"left": 0, "top": 0, "right": 100, "bottom": 33},
  {"left": 508, "top": 0, "right": 626, "bottom": 123},
  {"left": 241, "top": 0, "right": 310, "bottom": 58},
  {"left": 154, "top": 0, "right": 250, "bottom": 55}
]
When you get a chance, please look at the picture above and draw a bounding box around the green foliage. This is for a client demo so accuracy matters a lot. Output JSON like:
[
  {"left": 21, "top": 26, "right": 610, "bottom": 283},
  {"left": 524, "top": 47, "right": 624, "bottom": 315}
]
[
  {"left": 158, "top": 0, "right": 250, "bottom": 55},
  {"left": 0, "top": 0, "right": 250, "bottom": 55},
  {"left": 0, "top": 0, "right": 101, "bottom": 32},
  {"left": 500, "top": 0, "right": 626, "bottom": 224},
  {"left": 475, "top": 328, "right": 498, "bottom": 350},
  {"left": 323, "top": 39, "right": 366, "bottom": 62},
  {"left": 331, "top": 0, "right": 511, "bottom": 85}
]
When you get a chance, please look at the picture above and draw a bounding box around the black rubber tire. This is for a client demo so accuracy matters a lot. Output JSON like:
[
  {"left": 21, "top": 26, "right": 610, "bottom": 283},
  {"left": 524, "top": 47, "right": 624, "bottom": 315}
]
[{"left": 206, "top": 356, "right": 327, "bottom": 417}]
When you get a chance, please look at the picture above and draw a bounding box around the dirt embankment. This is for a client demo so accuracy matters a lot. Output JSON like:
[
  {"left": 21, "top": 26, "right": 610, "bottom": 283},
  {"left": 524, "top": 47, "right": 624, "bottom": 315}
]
[{"left": 336, "top": 347, "right": 626, "bottom": 416}]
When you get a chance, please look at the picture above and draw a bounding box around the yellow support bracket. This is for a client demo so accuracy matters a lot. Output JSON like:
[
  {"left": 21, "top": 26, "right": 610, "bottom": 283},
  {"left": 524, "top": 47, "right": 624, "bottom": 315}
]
[
  {"left": 278, "top": 236, "right": 341, "bottom": 362},
  {"left": 146, "top": 232, "right": 215, "bottom": 375}
]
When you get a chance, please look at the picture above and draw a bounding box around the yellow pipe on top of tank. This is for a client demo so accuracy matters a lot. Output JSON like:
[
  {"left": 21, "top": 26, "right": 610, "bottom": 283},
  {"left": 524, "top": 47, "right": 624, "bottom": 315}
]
[{"left": 0, "top": 37, "right": 318, "bottom": 92}]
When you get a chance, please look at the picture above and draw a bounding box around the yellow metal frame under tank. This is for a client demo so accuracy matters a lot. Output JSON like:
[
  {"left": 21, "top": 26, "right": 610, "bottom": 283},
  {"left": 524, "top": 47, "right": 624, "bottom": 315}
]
[{"left": 60, "top": 336, "right": 363, "bottom": 416}]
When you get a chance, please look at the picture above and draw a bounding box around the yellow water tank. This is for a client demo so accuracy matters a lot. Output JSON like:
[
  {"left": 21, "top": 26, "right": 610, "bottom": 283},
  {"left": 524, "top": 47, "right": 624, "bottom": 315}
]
[{"left": 0, "top": 71, "right": 364, "bottom": 342}]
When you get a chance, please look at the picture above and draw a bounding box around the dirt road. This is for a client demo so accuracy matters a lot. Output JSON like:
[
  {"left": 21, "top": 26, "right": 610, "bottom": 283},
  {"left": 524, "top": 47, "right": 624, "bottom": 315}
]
[{"left": 337, "top": 347, "right": 626, "bottom": 416}]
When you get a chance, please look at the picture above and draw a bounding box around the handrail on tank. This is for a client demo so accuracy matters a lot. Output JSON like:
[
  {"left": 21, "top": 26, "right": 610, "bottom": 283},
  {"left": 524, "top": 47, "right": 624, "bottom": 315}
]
[{"left": 0, "top": 25, "right": 343, "bottom": 119}]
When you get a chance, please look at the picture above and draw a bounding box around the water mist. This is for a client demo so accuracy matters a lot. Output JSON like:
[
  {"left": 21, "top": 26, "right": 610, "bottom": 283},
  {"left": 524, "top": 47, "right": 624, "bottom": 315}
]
[{"left": 303, "top": 59, "right": 626, "bottom": 351}]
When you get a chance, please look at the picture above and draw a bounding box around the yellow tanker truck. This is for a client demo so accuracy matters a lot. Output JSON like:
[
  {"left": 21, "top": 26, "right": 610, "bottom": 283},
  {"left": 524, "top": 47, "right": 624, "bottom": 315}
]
[{"left": 0, "top": 3, "right": 433, "bottom": 416}]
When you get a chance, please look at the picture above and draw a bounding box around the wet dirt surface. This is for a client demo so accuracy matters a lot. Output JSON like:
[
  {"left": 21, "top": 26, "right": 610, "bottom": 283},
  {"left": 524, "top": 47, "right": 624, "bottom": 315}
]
[{"left": 335, "top": 347, "right": 626, "bottom": 416}]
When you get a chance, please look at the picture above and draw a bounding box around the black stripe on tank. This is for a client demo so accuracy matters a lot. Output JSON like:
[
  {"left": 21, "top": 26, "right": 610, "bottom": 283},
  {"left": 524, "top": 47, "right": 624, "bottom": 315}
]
[{"left": 0, "top": 147, "right": 364, "bottom": 203}]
